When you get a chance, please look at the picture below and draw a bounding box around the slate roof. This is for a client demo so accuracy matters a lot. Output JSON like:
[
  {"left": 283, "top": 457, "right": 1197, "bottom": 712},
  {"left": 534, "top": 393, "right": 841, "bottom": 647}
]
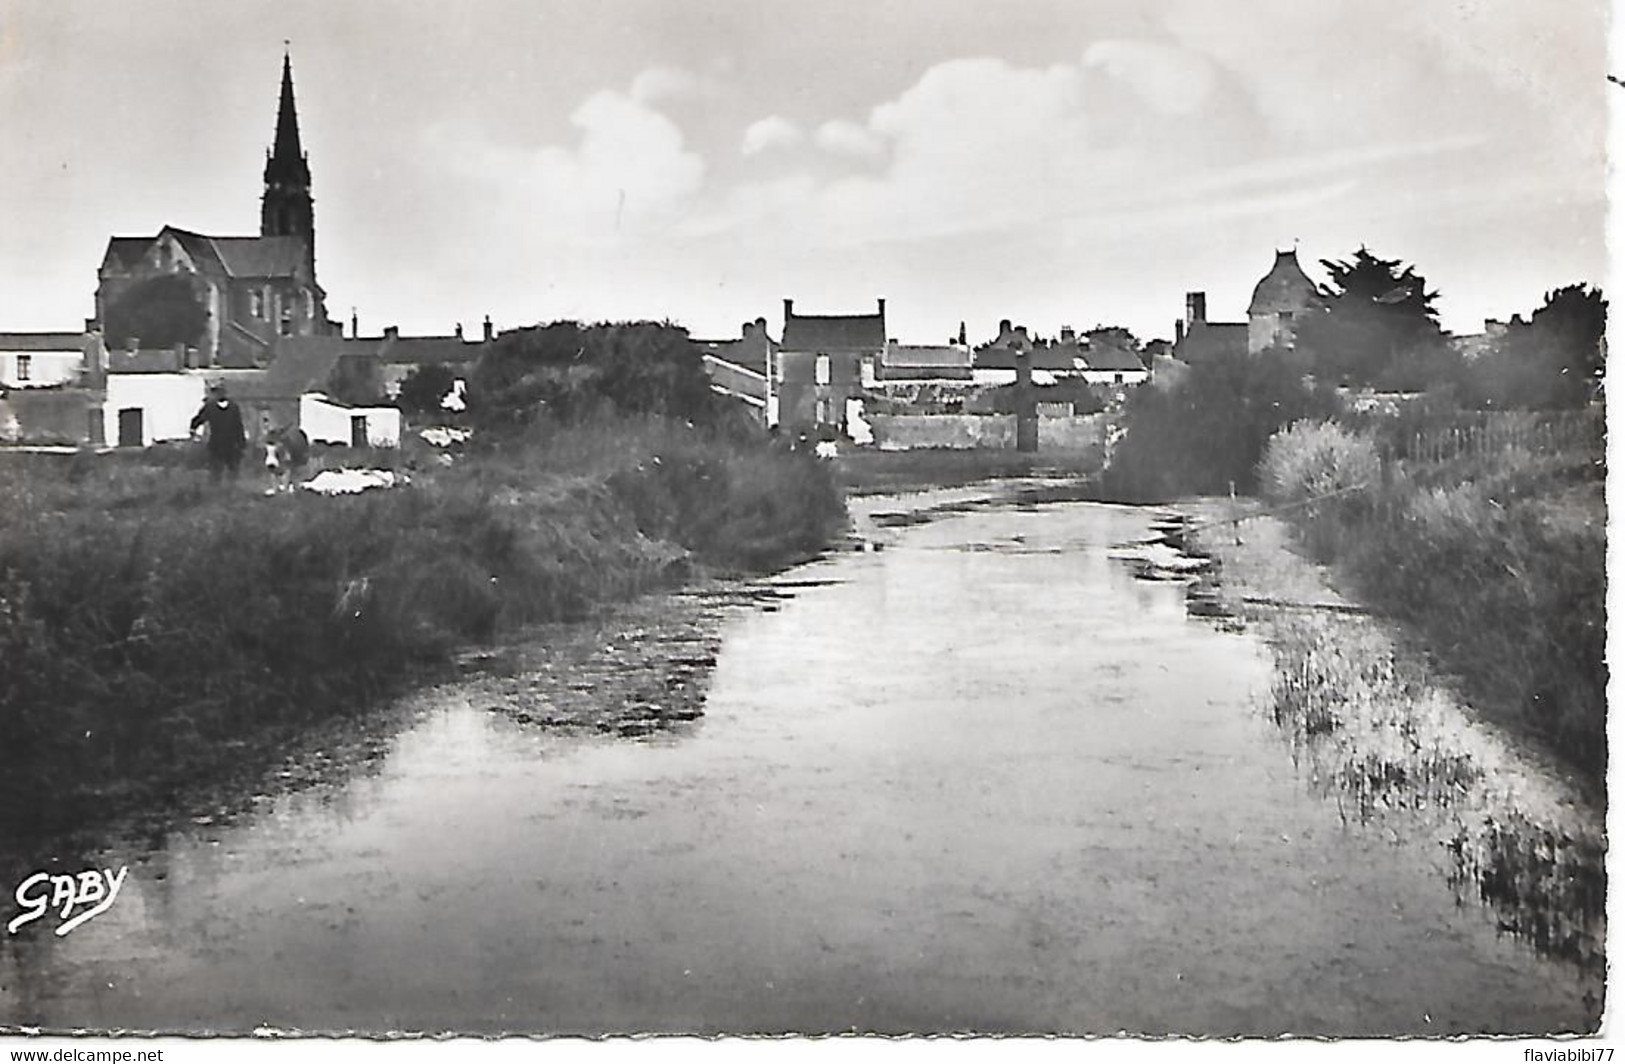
[
  {"left": 101, "top": 238, "right": 153, "bottom": 273},
  {"left": 212, "top": 336, "right": 380, "bottom": 400},
  {"left": 1248, "top": 249, "right": 1320, "bottom": 316},
  {"left": 209, "top": 236, "right": 306, "bottom": 277},
  {"left": 885, "top": 344, "right": 971, "bottom": 369},
  {"left": 1080, "top": 345, "right": 1147, "bottom": 373},
  {"left": 1172, "top": 321, "right": 1246, "bottom": 364},
  {"left": 697, "top": 337, "right": 773, "bottom": 376},
  {"left": 379, "top": 335, "right": 485, "bottom": 365},
  {"left": 99, "top": 229, "right": 307, "bottom": 279},
  {"left": 972, "top": 344, "right": 1082, "bottom": 372},
  {"left": 0, "top": 332, "right": 85, "bottom": 352},
  {"left": 782, "top": 312, "right": 886, "bottom": 352}
]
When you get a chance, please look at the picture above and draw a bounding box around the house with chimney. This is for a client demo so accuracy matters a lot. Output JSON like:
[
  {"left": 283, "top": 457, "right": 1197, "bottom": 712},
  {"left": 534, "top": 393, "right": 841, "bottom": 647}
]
[
  {"left": 1171, "top": 248, "right": 1325, "bottom": 364},
  {"left": 695, "top": 318, "right": 778, "bottom": 425},
  {"left": 1170, "top": 292, "right": 1246, "bottom": 365},
  {"left": 776, "top": 298, "right": 887, "bottom": 438}
]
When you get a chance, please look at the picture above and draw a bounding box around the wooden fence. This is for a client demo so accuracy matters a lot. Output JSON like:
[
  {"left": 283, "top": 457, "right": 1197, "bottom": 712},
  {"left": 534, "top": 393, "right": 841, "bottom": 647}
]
[{"left": 1394, "top": 408, "right": 1602, "bottom": 465}]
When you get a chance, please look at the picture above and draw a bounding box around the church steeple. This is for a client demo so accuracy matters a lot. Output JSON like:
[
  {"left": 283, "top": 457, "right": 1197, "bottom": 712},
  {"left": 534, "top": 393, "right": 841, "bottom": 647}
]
[{"left": 261, "top": 47, "right": 315, "bottom": 275}]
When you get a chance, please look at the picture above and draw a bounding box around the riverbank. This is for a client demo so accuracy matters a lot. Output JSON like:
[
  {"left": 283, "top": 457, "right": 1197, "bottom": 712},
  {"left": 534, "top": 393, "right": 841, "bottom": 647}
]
[
  {"left": 834, "top": 446, "right": 1101, "bottom": 496},
  {"left": 0, "top": 416, "right": 845, "bottom": 844},
  {"left": 1181, "top": 499, "right": 1604, "bottom": 987}
]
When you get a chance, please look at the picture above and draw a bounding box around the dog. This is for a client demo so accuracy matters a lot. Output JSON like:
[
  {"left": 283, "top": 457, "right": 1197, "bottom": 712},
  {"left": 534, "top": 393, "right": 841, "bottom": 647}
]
[{"left": 263, "top": 425, "right": 312, "bottom": 493}]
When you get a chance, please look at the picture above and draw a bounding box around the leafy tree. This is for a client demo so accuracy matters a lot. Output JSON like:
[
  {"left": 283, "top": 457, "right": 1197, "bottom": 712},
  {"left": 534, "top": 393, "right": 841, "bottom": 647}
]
[
  {"left": 396, "top": 363, "right": 459, "bottom": 415},
  {"left": 1295, "top": 247, "right": 1444, "bottom": 388},
  {"left": 1526, "top": 284, "right": 1606, "bottom": 406},
  {"left": 1103, "top": 349, "right": 1339, "bottom": 501},
  {"left": 104, "top": 274, "right": 208, "bottom": 351},
  {"left": 468, "top": 321, "right": 724, "bottom": 432},
  {"left": 1459, "top": 284, "right": 1607, "bottom": 409}
]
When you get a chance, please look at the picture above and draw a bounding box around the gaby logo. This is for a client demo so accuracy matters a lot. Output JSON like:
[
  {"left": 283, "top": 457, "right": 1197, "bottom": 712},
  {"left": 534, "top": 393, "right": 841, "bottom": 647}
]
[{"left": 7, "top": 867, "right": 129, "bottom": 937}]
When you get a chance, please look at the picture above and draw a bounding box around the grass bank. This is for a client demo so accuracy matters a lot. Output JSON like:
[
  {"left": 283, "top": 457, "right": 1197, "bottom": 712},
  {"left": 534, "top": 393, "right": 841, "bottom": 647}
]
[
  {"left": 1186, "top": 504, "right": 1604, "bottom": 984},
  {"left": 1258, "top": 412, "right": 1605, "bottom": 787},
  {"left": 0, "top": 415, "right": 844, "bottom": 840}
]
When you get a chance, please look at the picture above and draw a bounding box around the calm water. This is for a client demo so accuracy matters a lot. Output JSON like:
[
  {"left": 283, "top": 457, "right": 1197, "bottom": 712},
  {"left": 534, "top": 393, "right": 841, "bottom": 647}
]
[{"left": 0, "top": 491, "right": 1596, "bottom": 1035}]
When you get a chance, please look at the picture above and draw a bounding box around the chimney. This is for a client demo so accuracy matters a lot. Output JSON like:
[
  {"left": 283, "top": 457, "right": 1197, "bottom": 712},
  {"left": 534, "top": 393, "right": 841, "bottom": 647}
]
[
  {"left": 876, "top": 297, "right": 886, "bottom": 318},
  {"left": 384, "top": 325, "right": 399, "bottom": 340},
  {"left": 1059, "top": 326, "right": 1076, "bottom": 344},
  {"left": 1185, "top": 292, "right": 1207, "bottom": 327},
  {"left": 455, "top": 322, "right": 464, "bottom": 340},
  {"left": 483, "top": 315, "right": 494, "bottom": 342},
  {"left": 999, "top": 319, "right": 1012, "bottom": 336},
  {"left": 783, "top": 298, "right": 794, "bottom": 323},
  {"left": 1175, "top": 319, "right": 1185, "bottom": 344},
  {"left": 350, "top": 308, "right": 359, "bottom": 339}
]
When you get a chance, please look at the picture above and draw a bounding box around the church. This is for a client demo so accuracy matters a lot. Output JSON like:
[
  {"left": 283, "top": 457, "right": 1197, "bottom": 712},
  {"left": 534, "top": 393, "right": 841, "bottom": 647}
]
[{"left": 92, "top": 51, "right": 337, "bottom": 369}]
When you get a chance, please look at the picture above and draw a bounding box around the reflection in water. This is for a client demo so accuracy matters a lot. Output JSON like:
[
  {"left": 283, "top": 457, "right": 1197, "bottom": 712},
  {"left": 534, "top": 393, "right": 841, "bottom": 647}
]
[{"left": 0, "top": 493, "right": 1601, "bottom": 1036}]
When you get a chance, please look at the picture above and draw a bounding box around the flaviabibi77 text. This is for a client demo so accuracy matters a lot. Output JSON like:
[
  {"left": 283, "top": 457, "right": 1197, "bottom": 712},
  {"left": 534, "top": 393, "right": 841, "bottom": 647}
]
[
  {"left": 1525, "top": 1051, "right": 1614, "bottom": 1062},
  {"left": 7, "top": 867, "right": 129, "bottom": 937}
]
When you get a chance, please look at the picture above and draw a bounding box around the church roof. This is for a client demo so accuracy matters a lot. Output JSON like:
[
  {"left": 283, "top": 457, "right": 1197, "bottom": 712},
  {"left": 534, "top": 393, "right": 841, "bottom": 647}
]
[
  {"left": 209, "top": 236, "right": 306, "bottom": 277},
  {"left": 1248, "top": 249, "right": 1320, "bottom": 316},
  {"left": 99, "top": 229, "right": 307, "bottom": 279}
]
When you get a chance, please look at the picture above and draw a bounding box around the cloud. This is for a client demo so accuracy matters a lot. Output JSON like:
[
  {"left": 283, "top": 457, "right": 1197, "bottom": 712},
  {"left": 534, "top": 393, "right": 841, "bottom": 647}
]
[
  {"left": 1082, "top": 39, "right": 1219, "bottom": 116},
  {"left": 813, "top": 119, "right": 885, "bottom": 161},
  {"left": 741, "top": 115, "right": 804, "bottom": 156},
  {"left": 629, "top": 66, "right": 701, "bottom": 104},
  {"left": 440, "top": 73, "right": 704, "bottom": 245}
]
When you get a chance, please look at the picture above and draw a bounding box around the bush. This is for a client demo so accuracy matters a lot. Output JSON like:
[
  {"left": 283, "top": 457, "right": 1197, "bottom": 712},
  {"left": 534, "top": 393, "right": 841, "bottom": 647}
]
[
  {"left": 1103, "top": 349, "right": 1339, "bottom": 501},
  {"left": 1282, "top": 447, "right": 1606, "bottom": 784},
  {"left": 0, "top": 414, "right": 844, "bottom": 838},
  {"left": 1258, "top": 420, "right": 1381, "bottom": 504}
]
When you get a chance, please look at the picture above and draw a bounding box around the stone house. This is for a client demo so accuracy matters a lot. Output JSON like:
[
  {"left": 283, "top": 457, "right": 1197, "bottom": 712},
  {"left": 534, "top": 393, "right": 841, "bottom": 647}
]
[
  {"left": 777, "top": 298, "right": 887, "bottom": 437},
  {"left": 1247, "top": 248, "right": 1323, "bottom": 354}
]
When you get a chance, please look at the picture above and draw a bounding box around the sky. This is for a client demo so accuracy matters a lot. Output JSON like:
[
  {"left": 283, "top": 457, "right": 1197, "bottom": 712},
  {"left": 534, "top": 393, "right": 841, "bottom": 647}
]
[{"left": 0, "top": 0, "right": 1610, "bottom": 346}]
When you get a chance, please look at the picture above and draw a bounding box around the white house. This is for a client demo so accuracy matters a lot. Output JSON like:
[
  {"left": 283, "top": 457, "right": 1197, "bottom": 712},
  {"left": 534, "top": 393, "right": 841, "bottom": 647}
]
[
  {"left": 104, "top": 372, "right": 208, "bottom": 447},
  {"left": 299, "top": 393, "right": 401, "bottom": 448},
  {"left": 0, "top": 333, "right": 88, "bottom": 389}
]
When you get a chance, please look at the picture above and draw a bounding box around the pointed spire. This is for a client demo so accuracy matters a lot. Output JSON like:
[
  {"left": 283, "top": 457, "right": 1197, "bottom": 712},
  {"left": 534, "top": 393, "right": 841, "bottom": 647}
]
[{"left": 265, "top": 46, "right": 310, "bottom": 188}]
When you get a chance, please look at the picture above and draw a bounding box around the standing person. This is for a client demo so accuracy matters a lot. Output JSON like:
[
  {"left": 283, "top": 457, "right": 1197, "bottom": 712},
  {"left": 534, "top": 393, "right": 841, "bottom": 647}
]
[{"left": 190, "top": 383, "right": 246, "bottom": 483}]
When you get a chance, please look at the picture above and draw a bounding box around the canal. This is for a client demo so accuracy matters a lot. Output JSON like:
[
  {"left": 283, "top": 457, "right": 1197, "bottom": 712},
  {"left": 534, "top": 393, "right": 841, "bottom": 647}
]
[{"left": 0, "top": 486, "right": 1597, "bottom": 1035}]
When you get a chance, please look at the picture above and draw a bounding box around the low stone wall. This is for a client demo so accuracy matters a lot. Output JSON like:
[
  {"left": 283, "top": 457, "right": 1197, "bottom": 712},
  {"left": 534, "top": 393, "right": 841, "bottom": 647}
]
[
  {"left": 870, "top": 413, "right": 1104, "bottom": 451},
  {"left": 0, "top": 388, "right": 99, "bottom": 444}
]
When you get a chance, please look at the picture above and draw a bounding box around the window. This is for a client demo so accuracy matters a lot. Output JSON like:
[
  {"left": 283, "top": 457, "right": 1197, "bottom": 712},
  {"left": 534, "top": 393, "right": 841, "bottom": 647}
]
[
  {"left": 15, "top": 355, "right": 30, "bottom": 381},
  {"left": 815, "top": 354, "right": 831, "bottom": 386},
  {"left": 250, "top": 289, "right": 263, "bottom": 318},
  {"left": 279, "top": 307, "right": 294, "bottom": 337},
  {"left": 816, "top": 398, "right": 830, "bottom": 424}
]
